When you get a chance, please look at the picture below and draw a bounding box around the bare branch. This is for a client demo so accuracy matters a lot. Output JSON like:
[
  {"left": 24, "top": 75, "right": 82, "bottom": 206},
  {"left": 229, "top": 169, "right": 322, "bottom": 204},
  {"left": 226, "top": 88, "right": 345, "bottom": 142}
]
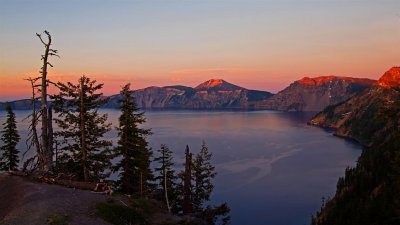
[
  {"left": 49, "top": 53, "right": 60, "bottom": 58},
  {"left": 36, "top": 32, "right": 47, "bottom": 46}
]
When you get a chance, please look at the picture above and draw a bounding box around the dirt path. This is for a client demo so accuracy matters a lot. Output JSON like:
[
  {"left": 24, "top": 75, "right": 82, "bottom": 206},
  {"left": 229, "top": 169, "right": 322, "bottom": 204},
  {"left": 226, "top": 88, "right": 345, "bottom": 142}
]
[{"left": 0, "top": 172, "right": 111, "bottom": 225}]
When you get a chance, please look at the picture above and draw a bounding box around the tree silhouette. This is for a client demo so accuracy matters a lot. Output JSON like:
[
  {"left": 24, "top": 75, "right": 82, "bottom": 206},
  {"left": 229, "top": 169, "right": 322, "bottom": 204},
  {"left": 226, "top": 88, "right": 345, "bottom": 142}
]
[
  {"left": 52, "top": 75, "right": 111, "bottom": 182},
  {"left": 0, "top": 102, "right": 20, "bottom": 171},
  {"left": 192, "top": 141, "right": 216, "bottom": 212},
  {"left": 113, "top": 83, "right": 153, "bottom": 195},
  {"left": 154, "top": 144, "right": 178, "bottom": 213},
  {"left": 25, "top": 30, "right": 59, "bottom": 172}
]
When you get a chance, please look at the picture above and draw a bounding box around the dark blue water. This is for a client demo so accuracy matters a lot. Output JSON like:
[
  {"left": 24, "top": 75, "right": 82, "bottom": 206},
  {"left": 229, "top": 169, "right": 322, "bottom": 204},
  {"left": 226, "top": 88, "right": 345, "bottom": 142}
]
[{"left": 0, "top": 110, "right": 361, "bottom": 225}]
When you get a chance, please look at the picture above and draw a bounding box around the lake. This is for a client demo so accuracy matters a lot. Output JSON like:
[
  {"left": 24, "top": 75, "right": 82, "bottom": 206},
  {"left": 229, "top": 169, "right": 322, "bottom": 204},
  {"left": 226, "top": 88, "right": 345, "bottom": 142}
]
[{"left": 0, "top": 109, "right": 361, "bottom": 225}]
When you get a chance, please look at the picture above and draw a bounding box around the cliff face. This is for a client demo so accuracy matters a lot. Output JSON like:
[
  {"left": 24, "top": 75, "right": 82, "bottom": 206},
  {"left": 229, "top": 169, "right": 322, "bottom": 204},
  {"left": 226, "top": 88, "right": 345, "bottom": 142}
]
[
  {"left": 255, "top": 76, "right": 376, "bottom": 112},
  {"left": 0, "top": 76, "right": 377, "bottom": 111},
  {"left": 106, "top": 79, "right": 273, "bottom": 110},
  {"left": 309, "top": 67, "right": 400, "bottom": 146},
  {"left": 377, "top": 67, "right": 400, "bottom": 88},
  {"left": 310, "top": 67, "right": 400, "bottom": 225}
]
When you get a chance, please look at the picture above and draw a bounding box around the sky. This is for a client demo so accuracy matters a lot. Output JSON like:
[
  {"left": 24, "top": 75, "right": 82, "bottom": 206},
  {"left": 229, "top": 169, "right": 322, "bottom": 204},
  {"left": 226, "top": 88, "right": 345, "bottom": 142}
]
[{"left": 0, "top": 0, "right": 399, "bottom": 101}]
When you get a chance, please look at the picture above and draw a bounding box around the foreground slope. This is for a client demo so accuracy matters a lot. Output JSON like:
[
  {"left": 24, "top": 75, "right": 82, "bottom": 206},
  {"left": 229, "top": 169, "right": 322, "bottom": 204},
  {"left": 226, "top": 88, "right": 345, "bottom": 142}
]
[
  {"left": 0, "top": 173, "right": 110, "bottom": 225},
  {"left": 256, "top": 76, "right": 375, "bottom": 112},
  {"left": 0, "top": 173, "right": 181, "bottom": 225},
  {"left": 310, "top": 67, "right": 400, "bottom": 225}
]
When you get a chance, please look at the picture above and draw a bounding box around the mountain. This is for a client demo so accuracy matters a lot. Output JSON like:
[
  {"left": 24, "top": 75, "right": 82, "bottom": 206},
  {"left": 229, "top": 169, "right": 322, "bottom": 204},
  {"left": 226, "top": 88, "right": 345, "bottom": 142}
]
[
  {"left": 105, "top": 79, "right": 273, "bottom": 110},
  {"left": 0, "top": 99, "right": 39, "bottom": 110},
  {"left": 195, "top": 79, "right": 243, "bottom": 91},
  {"left": 255, "top": 76, "right": 376, "bottom": 111},
  {"left": 309, "top": 67, "right": 400, "bottom": 225},
  {"left": 309, "top": 67, "right": 400, "bottom": 146},
  {"left": 377, "top": 66, "right": 400, "bottom": 88},
  {"left": 0, "top": 76, "right": 376, "bottom": 111}
]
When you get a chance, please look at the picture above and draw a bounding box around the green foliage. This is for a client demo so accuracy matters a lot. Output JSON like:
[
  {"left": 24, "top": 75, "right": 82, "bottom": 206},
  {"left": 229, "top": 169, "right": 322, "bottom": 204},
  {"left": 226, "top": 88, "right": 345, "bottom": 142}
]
[
  {"left": 0, "top": 102, "right": 20, "bottom": 171},
  {"left": 201, "top": 203, "right": 231, "bottom": 225},
  {"left": 154, "top": 144, "right": 178, "bottom": 210},
  {"left": 113, "top": 83, "right": 153, "bottom": 195},
  {"left": 95, "top": 202, "right": 149, "bottom": 225},
  {"left": 350, "top": 102, "right": 387, "bottom": 144},
  {"left": 312, "top": 138, "right": 400, "bottom": 225},
  {"left": 52, "top": 76, "right": 112, "bottom": 181},
  {"left": 192, "top": 141, "right": 216, "bottom": 212},
  {"left": 46, "top": 213, "right": 69, "bottom": 225},
  {"left": 173, "top": 142, "right": 229, "bottom": 224}
]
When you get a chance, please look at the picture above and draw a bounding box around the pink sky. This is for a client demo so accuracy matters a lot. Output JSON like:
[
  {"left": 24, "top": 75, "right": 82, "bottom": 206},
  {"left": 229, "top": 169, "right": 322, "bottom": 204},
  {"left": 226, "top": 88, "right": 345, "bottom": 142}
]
[{"left": 1, "top": 0, "right": 399, "bottom": 101}]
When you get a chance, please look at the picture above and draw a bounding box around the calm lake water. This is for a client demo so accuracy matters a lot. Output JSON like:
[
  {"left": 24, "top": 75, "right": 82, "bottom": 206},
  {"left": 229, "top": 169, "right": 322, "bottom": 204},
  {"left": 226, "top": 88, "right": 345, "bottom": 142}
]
[{"left": 0, "top": 109, "right": 361, "bottom": 225}]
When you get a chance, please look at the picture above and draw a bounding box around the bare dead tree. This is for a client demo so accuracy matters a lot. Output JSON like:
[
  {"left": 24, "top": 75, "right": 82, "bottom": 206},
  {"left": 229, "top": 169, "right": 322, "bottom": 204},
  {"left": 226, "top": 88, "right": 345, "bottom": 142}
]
[
  {"left": 24, "top": 30, "right": 59, "bottom": 172},
  {"left": 23, "top": 77, "right": 41, "bottom": 171}
]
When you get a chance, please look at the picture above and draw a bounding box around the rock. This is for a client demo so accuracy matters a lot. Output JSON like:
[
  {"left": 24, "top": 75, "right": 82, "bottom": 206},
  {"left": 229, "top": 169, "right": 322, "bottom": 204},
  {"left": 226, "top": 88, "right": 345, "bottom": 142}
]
[
  {"left": 309, "top": 67, "right": 400, "bottom": 146},
  {"left": 105, "top": 79, "right": 273, "bottom": 110},
  {"left": 255, "top": 76, "right": 376, "bottom": 112}
]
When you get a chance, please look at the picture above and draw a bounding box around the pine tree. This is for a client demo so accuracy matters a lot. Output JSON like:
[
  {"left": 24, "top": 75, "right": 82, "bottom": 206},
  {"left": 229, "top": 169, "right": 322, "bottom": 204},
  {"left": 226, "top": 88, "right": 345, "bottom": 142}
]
[
  {"left": 192, "top": 141, "right": 216, "bottom": 212},
  {"left": 183, "top": 145, "right": 193, "bottom": 215},
  {"left": 52, "top": 75, "right": 112, "bottom": 182},
  {"left": 113, "top": 83, "right": 153, "bottom": 195},
  {"left": 176, "top": 143, "right": 230, "bottom": 223},
  {"left": 0, "top": 103, "right": 20, "bottom": 171},
  {"left": 154, "top": 144, "right": 178, "bottom": 212}
]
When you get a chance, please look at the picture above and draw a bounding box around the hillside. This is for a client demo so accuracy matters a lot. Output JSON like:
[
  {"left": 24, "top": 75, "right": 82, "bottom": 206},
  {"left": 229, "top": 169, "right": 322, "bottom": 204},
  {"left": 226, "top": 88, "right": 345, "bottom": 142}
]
[
  {"left": 106, "top": 79, "right": 273, "bottom": 109},
  {"left": 309, "top": 67, "right": 400, "bottom": 225},
  {"left": 309, "top": 67, "right": 400, "bottom": 146},
  {"left": 0, "top": 99, "right": 39, "bottom": 110},
  {"left": 0, "top": 173, "right": 181, "bottom": 225},
  {"left": 0, "top": 76, "right": 376, "bottom": 111},
  {"left": 0, "top": 79, "right": 273, "bottom": 110},
  {"left": 256, "top": 76, "right": 375, "bottom": 112},
  {"left": 0, "top": 173, "right": 110, "bottom": 225}
]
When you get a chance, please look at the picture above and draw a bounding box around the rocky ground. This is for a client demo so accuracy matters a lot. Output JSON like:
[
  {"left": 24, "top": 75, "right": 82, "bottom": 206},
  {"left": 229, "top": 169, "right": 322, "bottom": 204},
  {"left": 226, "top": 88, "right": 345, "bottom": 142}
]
[{"left": 0, "top": 172, "right": 110, "bottom": 225}]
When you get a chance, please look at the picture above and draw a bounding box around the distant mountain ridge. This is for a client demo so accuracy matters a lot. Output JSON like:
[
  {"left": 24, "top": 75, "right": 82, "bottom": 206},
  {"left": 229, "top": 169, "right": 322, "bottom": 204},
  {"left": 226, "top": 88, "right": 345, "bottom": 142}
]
[
  {"left": 105, "top": 79, "right": 273, "bottom": 109},
  {"left": 309, "top": 67, "right": 400, "bottom": 146},
  {"left": 0, "top": 75, "right": 378, "bottom": 111},
  {"left": 255, "top": 76, "right": 376, "bottom": 111}
]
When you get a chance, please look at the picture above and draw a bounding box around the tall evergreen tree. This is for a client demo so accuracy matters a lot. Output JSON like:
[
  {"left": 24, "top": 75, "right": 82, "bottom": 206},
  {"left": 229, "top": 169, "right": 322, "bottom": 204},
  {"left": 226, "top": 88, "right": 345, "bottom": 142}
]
[
  {"left": 0, "top": 103, "right": 20, "bottom": 171},
  {"left": 52, "top": 75, "right": 112, "bottom": 182},
  {"left": 183, "top": 145, "right": 193, "bottom": 215},
  {"left": 154, "top": 144, "right": 178, "bottom": 212},
  {"left": 113, "top": 83, "right": 153, "bottom": 195},
  {"left": 176, "top": 143, "right": 230, "bottom": 223},
  {"left": 192, "top": 141, "right": 217, "bottom": 212}
]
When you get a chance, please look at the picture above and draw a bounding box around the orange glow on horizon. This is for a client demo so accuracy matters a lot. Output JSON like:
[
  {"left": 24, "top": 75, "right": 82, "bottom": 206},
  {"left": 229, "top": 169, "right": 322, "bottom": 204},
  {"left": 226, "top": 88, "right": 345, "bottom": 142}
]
[
  {"left": 2, "top": 57, "right": 394, "bottom": 101},
  {"left": 0, "top": 65, "right": 389, "bottom": 102}
]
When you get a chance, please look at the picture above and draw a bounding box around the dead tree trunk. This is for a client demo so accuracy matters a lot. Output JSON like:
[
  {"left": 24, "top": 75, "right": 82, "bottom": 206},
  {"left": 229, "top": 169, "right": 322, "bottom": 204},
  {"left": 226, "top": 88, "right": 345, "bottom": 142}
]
[
  {"left": 40, "top": 32, "right": 49, "bottom": 171},
  {"left": 24, "top": 77, "right": 42, "bottom": 168},
  {"left": 27, "top": 30, "right": 59, "bottom": 171},
  {"left": 47, "top": 104, "right": 54, "bottom": 166},
  {"left": 183, "top": 145, "right": 192, "bottom": 215},
  {"left": 164, "top": 163, "right": 171, "bottom": 213}
]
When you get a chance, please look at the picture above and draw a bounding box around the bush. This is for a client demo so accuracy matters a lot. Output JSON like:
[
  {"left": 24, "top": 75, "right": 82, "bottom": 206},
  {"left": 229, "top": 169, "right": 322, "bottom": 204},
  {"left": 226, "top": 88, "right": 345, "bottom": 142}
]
[{"left": 96, "top": 202, "right": 149, "bottom": 225}]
